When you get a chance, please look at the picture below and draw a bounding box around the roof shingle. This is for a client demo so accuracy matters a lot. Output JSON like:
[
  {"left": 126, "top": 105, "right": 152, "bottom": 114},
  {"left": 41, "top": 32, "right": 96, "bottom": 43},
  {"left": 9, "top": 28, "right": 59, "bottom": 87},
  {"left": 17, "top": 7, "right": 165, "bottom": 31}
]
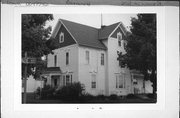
[
  {"left": 54, "top": 19, "right": 126, "bottom": 50},
  {"left": 98, "top": 22, "right": 120, "bottom": 40},
  {"left": 60, "top": 19, "right": 106, "bottom": 50}
]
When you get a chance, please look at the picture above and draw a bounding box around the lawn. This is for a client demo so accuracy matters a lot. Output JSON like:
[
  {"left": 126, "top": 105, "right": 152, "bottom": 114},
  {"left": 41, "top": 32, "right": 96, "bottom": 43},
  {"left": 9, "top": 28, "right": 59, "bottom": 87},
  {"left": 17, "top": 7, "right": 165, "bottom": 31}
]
[{"left": 22, "top": 93, "right": 156, "bottom": 104}]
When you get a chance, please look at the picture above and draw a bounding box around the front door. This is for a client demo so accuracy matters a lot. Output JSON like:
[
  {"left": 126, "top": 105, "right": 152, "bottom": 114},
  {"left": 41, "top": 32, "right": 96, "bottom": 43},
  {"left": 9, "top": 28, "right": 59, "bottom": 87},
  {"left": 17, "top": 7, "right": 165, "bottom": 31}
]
[{"left": 51, "top": 75, "right": 60, "bottom": 87}]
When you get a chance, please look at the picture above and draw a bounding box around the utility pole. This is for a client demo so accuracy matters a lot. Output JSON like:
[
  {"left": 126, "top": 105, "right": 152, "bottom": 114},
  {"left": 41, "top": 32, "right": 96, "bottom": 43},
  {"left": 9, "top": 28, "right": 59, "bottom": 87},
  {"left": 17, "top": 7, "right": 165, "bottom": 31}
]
[
  {"left": 23, "top": 52, "right": 27, "bottom": 103},
  {"left": 22, "top": 52, "right": 38, "bottom": 103}
]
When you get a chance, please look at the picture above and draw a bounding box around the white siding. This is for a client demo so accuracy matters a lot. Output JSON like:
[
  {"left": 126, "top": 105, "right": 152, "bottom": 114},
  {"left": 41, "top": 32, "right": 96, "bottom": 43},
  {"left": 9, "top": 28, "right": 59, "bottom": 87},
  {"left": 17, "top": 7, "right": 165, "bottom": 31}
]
[
  {"left": 78, "top": 46, "right": 106, "bottom": 95},
  {"left": 47, "top": 44, "right": 79, "bottom": 83},
  {"left": 107, "top": 37, "right": 132, "bottom": 96}
]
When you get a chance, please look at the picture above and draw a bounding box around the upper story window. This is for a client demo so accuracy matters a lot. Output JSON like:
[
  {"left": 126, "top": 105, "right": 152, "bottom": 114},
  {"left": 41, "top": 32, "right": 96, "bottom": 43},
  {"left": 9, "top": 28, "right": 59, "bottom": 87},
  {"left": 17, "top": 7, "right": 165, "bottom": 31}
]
[
  {"left": 59, "top": 32, "right": 64, "bottom": 43},
  {"left": 54, "top": 55, "right": 57, "bottom": 67},
  {"left": 101, "top": 53, "right": 104, "bottom": 65},
  {"left": 66, "top": 52, "right": 69, "bottom": 65},
  {"left": 117, "top": 32, "right": 122, "bottom": 46},
  {"left": 85, "top": 50, "right": 90, "bottom": 64}
]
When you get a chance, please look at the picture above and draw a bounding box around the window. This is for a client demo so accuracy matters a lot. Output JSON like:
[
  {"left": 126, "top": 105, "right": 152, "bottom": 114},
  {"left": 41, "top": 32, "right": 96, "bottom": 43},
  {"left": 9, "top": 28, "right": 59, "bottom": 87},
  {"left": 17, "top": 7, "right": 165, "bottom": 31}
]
[
  {"left": 62, "top": 74, "right": 72, "bottom": 86},
  {"left": 70, "top": 75, "right": 72, "bottom": 84},
  {"left": 66, "top": 52, "right": 69, "bottom": 65},
  {"left": 132, "top": 74, "right": 143, "bottom": 85},
  {"left": 101, "top": 53, "right": 104, "bottom": 65},
  {"left": 63, "top": 75, "right": 66, "bottom": 86},
  {"left": 91, "top": 74, "right": 96, "bottom": 89},
  {"left": 133, "top": 79, "right": 138, "bottom": 85},
  {"left": 116, "top": 74, "right": 125, "bottom": 88},
  {"left": 117, "top": 32, "right": 122, "bottom": 46},
  {"left": 59, "top": 32, "right": 64, "bottom": 43},
  {"left": 54, "top": 55, "right": 57, "bottom": 67},
  {"left": 85, "top": 51, "right": 90, "bottom": 64},
  {"left": 66, "top": 75, "right": 70, "bottom": 85}
]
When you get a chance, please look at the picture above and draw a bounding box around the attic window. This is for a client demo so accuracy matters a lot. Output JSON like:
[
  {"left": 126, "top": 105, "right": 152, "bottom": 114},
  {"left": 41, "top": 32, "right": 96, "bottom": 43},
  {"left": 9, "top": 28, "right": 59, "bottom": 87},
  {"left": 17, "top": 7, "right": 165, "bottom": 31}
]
[
  {"left": 117, "top": 32, "right": 122, "bottom": 46},
  {"left": 59, "top": 32, "right": 64, "bottom": 43}
]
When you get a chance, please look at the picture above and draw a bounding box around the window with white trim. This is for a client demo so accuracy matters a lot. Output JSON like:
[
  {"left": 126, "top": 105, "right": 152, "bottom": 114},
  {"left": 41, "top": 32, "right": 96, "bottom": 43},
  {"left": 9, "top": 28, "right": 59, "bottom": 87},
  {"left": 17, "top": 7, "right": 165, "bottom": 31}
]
[
  {"left": 115, "top": 74, "right": 125, "bottom": 89},
  {"left": 117, "top": 32, "right": 122, "bottom": 46},
  {"left": 66, "top": 75, "right": 70, "bottom": 85},
  {"left": 54, "top": 55, "right": 57, "bottom": 67},
  {"left": 101, "top": 53, "right": 104, "bottom": 65},
  {"left": 66, "top": 52, "right": 69, "bottom": 65},
  {"left": 91, "top": 74, "right": 96, "bottom": 89},
  {"left": 85, "top": 50, "right": 90, "bottom": 64},
  {"left": 62, "top": 74, "right": 73, "bottom": 86},
  {"left": 59, "top": 32, "right": 64, "bottom": 43}
]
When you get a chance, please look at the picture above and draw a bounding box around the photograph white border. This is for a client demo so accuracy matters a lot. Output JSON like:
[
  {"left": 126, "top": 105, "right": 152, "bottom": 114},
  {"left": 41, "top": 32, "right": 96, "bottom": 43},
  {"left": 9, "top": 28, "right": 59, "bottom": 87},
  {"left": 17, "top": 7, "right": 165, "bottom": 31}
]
[
  {"left": 2, "top": 5, "right": 179, "bottom": 118},
  {"left": 12, "top": 6, "right": 166, "bottom": 111}
]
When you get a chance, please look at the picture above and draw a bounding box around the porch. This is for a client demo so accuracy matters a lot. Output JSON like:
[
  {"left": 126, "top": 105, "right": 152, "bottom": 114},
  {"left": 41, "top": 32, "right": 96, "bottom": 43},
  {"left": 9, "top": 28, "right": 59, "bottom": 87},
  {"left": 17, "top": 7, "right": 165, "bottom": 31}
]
[{"left": 40, "top": 67, "right": 73, "bottom": 89}]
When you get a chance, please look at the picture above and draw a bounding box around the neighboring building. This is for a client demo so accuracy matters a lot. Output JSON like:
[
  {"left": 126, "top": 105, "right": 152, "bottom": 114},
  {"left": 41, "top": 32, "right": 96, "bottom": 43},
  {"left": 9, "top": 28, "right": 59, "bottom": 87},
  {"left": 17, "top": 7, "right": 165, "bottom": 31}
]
[
  {"left": 22, "top": 75, "right": 44, "bottom": 93},
  {"left": 41, "top": 19, "right": 153, "bottom": 96}
]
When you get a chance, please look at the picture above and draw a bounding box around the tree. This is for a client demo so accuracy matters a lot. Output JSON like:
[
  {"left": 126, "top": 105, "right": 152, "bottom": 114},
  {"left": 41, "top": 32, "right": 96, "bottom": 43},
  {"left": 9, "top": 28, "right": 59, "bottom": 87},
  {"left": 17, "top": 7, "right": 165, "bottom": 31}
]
[
  {"left": 22, "top": 14, "right": 54, "bottom": 78},
  {"left": 120, "top": 14, "right": 156, "bottom": 96}
]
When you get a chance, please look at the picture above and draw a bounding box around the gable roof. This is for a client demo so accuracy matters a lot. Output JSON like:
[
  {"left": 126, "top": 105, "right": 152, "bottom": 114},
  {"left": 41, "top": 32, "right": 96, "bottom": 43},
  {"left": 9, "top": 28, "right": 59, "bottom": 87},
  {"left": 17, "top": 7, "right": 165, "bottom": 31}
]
[
  {"left": 52, "top": 19, "right": 127, "bottom": 50},
  {"left": 98, "top": 22, "right": 120, "bottom": 40},
  {"left": 60, "top": 19, "right": 106, "bottom": 50},
  {"left": 42, "top": 67, "right": 62, "bottom": 74}
]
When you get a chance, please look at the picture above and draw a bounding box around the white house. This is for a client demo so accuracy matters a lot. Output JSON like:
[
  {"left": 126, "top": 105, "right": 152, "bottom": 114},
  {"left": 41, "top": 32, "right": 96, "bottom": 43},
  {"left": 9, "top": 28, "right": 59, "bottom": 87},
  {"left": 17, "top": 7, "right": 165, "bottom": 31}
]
[
  {"left": 41, "top": 19, "right": 153, "bottom": 96},
  {"left": 22, "top": 75, "right": 44, "bottom": 93}
]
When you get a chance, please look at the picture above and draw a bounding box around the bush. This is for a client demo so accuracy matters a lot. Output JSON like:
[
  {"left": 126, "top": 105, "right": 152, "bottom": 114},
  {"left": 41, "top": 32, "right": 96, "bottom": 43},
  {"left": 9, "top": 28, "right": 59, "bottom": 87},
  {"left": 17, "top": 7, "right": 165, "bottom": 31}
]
[
  {"left": 147, "top": 93, "right": 156, "bottom": 99},
  {"left": 54, "top": 82, "right": 85, "bottom": 101},
  {"left": 35, "top": 85, "right": 55, "bottom": 100},
  {"left": 79, "top": 93, "right": 94, "bottom": 101},
  {"left": 126, "top": 94, "right": 136, "bottom": 99},
  {"left": 96, "top": 95, "right": 106, "bottom": 100},
  {"left": 109, "top": 94, "right": 118, "bottom": 100}
]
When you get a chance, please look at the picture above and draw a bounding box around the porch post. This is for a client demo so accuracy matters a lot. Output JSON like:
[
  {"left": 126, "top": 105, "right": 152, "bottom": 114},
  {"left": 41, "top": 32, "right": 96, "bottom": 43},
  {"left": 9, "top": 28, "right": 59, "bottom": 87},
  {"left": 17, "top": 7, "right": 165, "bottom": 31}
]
[
  {"left": 131, "top": 74, "right": 134, "bottom": 94},
  {"left": 49, "top": 74, "right": 52, "bottom": 87}
]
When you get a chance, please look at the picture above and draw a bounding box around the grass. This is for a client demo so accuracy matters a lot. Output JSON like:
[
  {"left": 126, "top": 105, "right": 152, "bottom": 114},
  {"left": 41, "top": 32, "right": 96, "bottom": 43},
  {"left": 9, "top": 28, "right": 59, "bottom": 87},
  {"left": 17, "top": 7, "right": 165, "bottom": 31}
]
[{"left": 22, "top": 93, "right": 156, "bottom": 104}]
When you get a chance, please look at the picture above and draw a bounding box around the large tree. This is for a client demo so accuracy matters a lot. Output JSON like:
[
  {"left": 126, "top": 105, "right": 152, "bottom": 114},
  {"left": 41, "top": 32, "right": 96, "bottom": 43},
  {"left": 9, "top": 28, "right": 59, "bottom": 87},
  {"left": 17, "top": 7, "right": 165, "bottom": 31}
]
[
  {"left": 119, "top": 14, "right": 156, "bottom": 96},
  {"left": 22, "top": 14, "right": 54, "bottom": 78}
]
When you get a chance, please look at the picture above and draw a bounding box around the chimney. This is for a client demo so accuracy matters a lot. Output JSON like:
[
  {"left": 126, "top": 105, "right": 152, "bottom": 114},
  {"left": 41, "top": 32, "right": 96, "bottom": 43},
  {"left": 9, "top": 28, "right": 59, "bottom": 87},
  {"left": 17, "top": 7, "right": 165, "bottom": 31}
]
[{"left": 100, "top": 14, "right": 106, "bottom": 29}]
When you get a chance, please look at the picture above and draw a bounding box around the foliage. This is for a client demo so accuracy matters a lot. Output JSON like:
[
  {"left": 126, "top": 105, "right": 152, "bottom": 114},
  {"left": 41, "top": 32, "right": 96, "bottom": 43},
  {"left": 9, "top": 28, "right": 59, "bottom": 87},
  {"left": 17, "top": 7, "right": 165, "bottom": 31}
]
[
  {"left": 126, "top": 94, "right": 137, "bottom": 99},
  {"left": 35, "top": 85, "right": 55, "bottom": 100},
  {"left": 54, "top": 82, "right": 85, "bottom": 101},
  {"left": 109, "top": 94, "right": 118, "bottom": 100},
  {"left": 96, "top": 95, "right": 106, "bottom": 100},
  {"left": 120, "top": 14, "right": 157, "bottom": 94},
  {"left": 22, "top": 14, "right": 54, "bottom": 78},
  {"left": 147, "top": 93, "right": 157, "bottom": 99}
]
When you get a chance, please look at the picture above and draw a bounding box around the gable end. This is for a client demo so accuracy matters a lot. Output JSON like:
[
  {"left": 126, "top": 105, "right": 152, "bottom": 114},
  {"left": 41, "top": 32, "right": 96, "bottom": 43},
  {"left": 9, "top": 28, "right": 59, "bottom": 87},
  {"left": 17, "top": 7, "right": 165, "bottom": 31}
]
[
  {"left": 53, "top": 24, "right": 76, "bottom": 48},
  {"left": 110, "top": 26, "right": 126, "bottom": 40}
]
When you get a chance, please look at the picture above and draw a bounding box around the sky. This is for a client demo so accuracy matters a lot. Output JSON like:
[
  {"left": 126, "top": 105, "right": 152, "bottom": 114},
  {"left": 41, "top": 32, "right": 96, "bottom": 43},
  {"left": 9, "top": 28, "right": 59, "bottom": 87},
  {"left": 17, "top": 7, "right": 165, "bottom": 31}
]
[{"left": 45, "top": 14, "right": 137, "bottom": 32}]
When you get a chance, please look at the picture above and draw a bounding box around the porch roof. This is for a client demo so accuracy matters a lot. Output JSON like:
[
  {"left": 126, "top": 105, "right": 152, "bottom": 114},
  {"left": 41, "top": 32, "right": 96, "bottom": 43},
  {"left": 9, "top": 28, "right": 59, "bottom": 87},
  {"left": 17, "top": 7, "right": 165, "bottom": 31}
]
[{"left": 41, "top": 67, "right": 62, "bottom": 75}]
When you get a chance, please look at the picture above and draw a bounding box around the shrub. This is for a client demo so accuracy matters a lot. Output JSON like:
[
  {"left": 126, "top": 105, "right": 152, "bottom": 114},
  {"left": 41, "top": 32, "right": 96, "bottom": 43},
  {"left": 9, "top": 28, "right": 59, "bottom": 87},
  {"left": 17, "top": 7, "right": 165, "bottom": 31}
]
[
  {"left": 96, "top": 95, "right": 106, "bottom": 100},
  {"left": 35, "top": 85, "right": 55, "bottom": 100},
  {"left": 79, "top": 93, "right": 94, "bottom": 102},
  {"left": 126, "top": 94, "right": 136, "bottom": 99},
  {"left": 54, "top": 82, "right": 85, "bottom": 101},
  {"left": 109, "top": 94, "right": 118, "bottom": 100},
  {"left": 147, "top": 93, "right": 156, "bottom": 99}
]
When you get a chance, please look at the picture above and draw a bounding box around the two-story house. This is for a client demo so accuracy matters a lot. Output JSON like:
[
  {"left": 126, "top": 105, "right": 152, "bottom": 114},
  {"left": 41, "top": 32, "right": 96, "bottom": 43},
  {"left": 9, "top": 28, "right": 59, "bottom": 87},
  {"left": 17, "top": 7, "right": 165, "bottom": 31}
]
[{"left": 41, "top": 19, "right": 152, "bottom": 96}]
